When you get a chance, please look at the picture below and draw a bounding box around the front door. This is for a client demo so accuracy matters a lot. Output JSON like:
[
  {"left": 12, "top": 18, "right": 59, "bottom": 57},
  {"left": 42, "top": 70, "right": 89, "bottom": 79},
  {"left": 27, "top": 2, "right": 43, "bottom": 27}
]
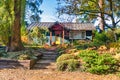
[{"left": 55, "top": 34, "right": 61, "bottom": 44}]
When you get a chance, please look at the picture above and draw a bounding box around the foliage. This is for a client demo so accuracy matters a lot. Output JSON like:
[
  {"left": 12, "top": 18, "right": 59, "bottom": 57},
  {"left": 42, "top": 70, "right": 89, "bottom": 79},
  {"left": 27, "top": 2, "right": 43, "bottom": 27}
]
[
  {"left": 108, "top": 42, "right": 120, "bottom": 49},
  {"left": 116, "top": 72, "right": 120, "bottom": 77},
  {"left": 21, "top": 25, "right": 28, "bottom": 36},
  {"left": 0, "top": 49, "right": 37, "bottom": 60},
  {"left": 73, "top": 31, "right": 114, "bottom": 49},
  {"left": 115, "top": 28, "right": 120, "bottom": 41},
  {"left": 78, "top": 50, "right": 118, "bottom": 74},
  {"left": 57, "top": 0, "right": 120, "bottom": 29},
  {"left": 74, "top": 41, "right": 91, "bottom": 50},
  {"left": 106, "top": 30, "right": 116, "bottom": 42},
  {"left": 28, "top": 27, "right": 48, "bottom": 46},
  {"left": 0, "top": 0, "right": 14, "bottom": 45},
  {"left": 0, "top": 0, "right": 27, "bottom": 51},
  {"left": 0, "top": 50, "right": 7, "bottom": 57},
  {"left": 56, "top": 54, "right": 79, "bottom": 71},
  {"left": 18, "top": 50, "right": 37, "bottom": 60},
  {"left": 57, "top": 59, "right": 79, "bottom": 71},
  {"left": 94, "top": 32, "right": 108, "bottom": 43},
  {"left": 18, "top": 54, "right": 30, "bottom": 60},
  {"left": 21, "top": 25, "right": 29, "bottom": 45},
  {"left": 90, "top": 32, "right": 108, "bottom": 47},
  {"left": 25, "top": 0, "right": 43, "bottom": 26},
  {"left": 114, "top": 53, "right": 120, "bottom": 62},
  {"left": 57, "top": 54, "right": 77, "bottom": 62}
]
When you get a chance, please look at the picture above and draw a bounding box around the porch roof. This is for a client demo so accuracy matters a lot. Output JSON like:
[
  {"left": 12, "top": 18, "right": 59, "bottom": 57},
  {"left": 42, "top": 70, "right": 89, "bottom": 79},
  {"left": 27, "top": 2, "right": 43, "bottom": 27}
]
[{"left": 28, "top": 22, "right": 96, "bottom": 31}]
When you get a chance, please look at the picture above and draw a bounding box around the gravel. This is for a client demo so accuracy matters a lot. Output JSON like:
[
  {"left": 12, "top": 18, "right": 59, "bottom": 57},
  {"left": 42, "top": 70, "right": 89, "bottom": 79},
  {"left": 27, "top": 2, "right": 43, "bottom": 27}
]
[{"left": 0, "top": 68, "right": 120, "bottom": 80}]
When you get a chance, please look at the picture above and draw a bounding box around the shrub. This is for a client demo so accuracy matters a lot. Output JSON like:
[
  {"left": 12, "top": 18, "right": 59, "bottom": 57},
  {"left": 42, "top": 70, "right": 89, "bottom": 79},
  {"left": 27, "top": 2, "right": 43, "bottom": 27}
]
[
  {"left": 106, "top": 30, "right": 115, "bottom": 42},
  {"left": 73, "top": 40, "right": 91, "bottom": 50},
  {"left": 115, "top": 28, "right": 120, "bottom": 40},
  {"left": 94, "top": 32, "right": 108, "bottom": 43},
  {"left": 0, "top": 50, "right": 7, "bottom": 57},
  {"left": 56, "top": 54, "right": 80, "bottom": 71},
  {"left": 56, "top": 54, "right": 77, "bottom": 62},
  {"left": 28, "top": 27, "right": 48, "bottom": 46},
  {"left": 79, "top": 50, "right": 98, "bottom": 58},
  {"left": 18, "top": 54, "right": 30, "bottom": 60},
  {"left": 109, "top": 42, "right": 120, "bottom": 49},
  {"left": 92, "top": 32, "right": 108, "bottom": 47},
  {"left": 18, "top": 50, "right": 37, "bottom": 60},
  {"left": 78, "top": 50, "right": 118, "bottom": 74},
  {"left": 0, "top": 49, "right": 37, "bottom": 60},
  {"left": 57, "top": 59, "right": 79, "bottom": 71}
]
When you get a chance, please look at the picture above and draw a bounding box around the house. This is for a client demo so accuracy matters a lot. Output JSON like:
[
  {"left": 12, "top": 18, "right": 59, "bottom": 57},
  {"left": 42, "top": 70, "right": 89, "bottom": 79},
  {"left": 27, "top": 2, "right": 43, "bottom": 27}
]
[{"left": 28, "top": 22, "right": 96, "bottom": 45}]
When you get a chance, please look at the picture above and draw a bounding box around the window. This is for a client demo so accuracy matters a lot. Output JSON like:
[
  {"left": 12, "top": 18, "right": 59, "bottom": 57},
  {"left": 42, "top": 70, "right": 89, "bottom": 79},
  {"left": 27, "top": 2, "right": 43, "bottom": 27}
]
[
  {"left": 69, "top": 31, "right": 86, "bottom": 39},
  {"left": 86, "top": 31, "right": 92, "bottom": 36}
]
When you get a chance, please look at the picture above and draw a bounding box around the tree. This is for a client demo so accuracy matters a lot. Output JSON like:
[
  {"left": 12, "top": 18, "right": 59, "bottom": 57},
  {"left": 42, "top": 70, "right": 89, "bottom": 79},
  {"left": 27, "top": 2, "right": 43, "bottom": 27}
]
[
  {"left": 25, "top": 0, "right": 43, "bottom": 26},
  {"left": 0, "top": 0, "right": 14, "bottom": 46},
  {"left": 98, "top": 0, "right": 104, "bottom": 31},
  {"left": 0, "top": 0, "right": 25, "bottom": 51},
  {"left": 28, "top": 27, "right": 48, "bottom": 46},
  {"left": 0, "top": 0, "right": 43, "bottom": 51},
  {"left": 57, "top": 0, "right": 120, "bottom": 31},
  {"left": 9, "top": 0, "right": 24, "bottom": 51}
]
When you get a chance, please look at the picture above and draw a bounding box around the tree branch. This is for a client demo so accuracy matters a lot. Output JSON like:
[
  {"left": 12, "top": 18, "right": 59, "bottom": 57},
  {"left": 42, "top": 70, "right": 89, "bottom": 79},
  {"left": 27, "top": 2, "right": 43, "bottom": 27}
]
[{"left": 116, "top": 19, "right": 120, "bottom": 25}]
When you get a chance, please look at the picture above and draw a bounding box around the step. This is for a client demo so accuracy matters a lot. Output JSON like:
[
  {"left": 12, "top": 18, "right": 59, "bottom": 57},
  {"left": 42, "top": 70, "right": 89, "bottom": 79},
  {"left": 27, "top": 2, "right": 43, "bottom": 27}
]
[
  {"left": 41, "top": 56, "right": 57, "bottom": 60},
  {"left": 40, "top": 51, "right": 58, "bottom": 55},
  {"left": 43, "top": 54, "right": 57, "bottom": 57},
  {"left": 36, "top": 60, "right": 55, "bottom": 64},
  {"left": 33, "top": 63, "right": 56, "bottom": 69}
]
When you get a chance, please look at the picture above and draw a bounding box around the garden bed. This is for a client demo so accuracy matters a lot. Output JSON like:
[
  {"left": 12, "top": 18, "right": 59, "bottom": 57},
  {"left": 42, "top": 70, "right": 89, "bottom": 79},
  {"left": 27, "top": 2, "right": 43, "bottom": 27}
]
[
  {"left": 0, "top": 59, "right": 37, "bottom": 69},
  {"left": 0, "top": 50, "right": 43, "bottom": 69}
]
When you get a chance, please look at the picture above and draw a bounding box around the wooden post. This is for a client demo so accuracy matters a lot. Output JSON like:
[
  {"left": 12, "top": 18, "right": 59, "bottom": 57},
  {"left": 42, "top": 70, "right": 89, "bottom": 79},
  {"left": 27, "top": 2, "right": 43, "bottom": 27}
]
[
  {"left": 62, "top": 30, "right": 64, "bottom": 45},
  {"left": 50, "top": 31, "right": 52, "bottom": 45}
]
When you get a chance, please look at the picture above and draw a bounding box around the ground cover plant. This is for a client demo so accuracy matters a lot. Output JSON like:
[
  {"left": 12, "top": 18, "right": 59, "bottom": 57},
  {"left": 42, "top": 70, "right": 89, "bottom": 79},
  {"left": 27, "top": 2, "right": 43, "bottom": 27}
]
[
  {"left": 56, "top": 54, "right": 79, "bottom": 71},
  {"left": 78, "top": 50, "right": 119, "bottom": 74},
  {"left": 0, "top": 49, "right": 37, "bottom": 60}
]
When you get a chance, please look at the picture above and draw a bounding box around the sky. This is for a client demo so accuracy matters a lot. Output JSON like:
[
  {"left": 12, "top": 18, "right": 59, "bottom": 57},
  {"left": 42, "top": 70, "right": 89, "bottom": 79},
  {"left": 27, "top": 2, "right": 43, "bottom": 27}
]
[
  {"left": 40, "top": 0, "right": 120, "bottom": 26},
  {"left": 40, "top": 0, "right": 58, "bottom": 22}
]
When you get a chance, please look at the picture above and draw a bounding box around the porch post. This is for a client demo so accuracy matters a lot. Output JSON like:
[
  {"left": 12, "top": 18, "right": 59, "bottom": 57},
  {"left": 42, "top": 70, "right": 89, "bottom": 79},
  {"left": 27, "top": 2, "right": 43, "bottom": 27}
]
[
  {"left": 50, "top": 31, "right": 52, "bottom": 45},
  {"left": 62, "top": 30, "right": 64, "bottom": 45}
]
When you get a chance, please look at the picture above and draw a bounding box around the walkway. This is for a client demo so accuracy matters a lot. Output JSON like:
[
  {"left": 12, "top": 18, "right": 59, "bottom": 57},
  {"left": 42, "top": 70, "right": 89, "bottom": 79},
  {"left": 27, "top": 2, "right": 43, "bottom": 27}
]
[{"left": 33, "top": 48, "right": 58, "bottom": 70}]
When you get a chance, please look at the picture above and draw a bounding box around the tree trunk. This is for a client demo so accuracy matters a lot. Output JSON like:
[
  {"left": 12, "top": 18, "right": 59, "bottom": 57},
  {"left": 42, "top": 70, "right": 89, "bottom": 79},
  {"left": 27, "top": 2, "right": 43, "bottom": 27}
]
[
  {"left": 109, "top": 0, "right": 117, "bottom": 41},
  {"left": 98, "top": 0, "right": 105, "bottom": 32},
  {"left": 8, "top": 0, "right": 24, "bottom": 51}
]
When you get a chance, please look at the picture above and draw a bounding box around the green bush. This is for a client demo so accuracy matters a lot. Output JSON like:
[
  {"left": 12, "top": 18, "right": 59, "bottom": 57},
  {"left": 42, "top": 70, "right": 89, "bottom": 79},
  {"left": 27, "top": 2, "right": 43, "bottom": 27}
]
[
  {"left": 18, "top": 50, "right": 37, "bottom": 60},
  {"left": 106, "top": 30, "right": 115, "bottom": 42},
  {"left": 28, "top": 27, "right": 48, "bottom": 46},
  {"left": 18, "top": 54, "right": 30, "bottom": 60},
  {"left": 94, "top": 32, "right": 108, "bottom": 43},
  {"left": 73, "top": 40, "right": 91, "bottom": 50},
  {"left": 56, "top": 54, "right": 80, "bottom": 71},
  {"left": 56, "top": 54, "right": 77, "bottom": 62},
  {"left": 0, "top": 50, "right": 7, "bottom": 57},
  {"left": 57, "top": 59, "right": 79, "bottom": 71},
  {"left": 115, "top": 28, "right": 120, "bottom": 40},
  {"left": 0, "top": 50, "right": 37, "bottom": 60},
  {"left": 92, "top": 32, "right": 108, "bottom": 47},
  {"left": 78, "top": 50, "right": 118, "bottom": 74}
]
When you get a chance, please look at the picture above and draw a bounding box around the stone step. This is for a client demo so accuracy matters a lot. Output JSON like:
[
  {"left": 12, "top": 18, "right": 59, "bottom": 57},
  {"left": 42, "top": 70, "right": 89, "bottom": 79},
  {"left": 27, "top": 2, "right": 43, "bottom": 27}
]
[
  {"left": 43, "top": 54, "right": 57, "bottom": 57},
  {"left": 33, "top": 63, "right": 56, "bottom": 69},
  {"left": 32, "top": 50, "right": 58, "bottom": 69},
  {"left": 41, "top": 56, "right": 57, "bottom": 60},
  {"left": 40, "top": 51, "right": 58, "bottom": 55},
  {"left": 36, "top": 60, "right": 55, "bottom": 64}
]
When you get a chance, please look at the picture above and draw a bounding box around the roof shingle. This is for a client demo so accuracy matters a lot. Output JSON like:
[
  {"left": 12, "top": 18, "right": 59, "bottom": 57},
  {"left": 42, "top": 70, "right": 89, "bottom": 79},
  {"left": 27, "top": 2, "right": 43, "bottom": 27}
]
[{"left": 28, "top": 22, "right": 96, "bottom": 31}]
